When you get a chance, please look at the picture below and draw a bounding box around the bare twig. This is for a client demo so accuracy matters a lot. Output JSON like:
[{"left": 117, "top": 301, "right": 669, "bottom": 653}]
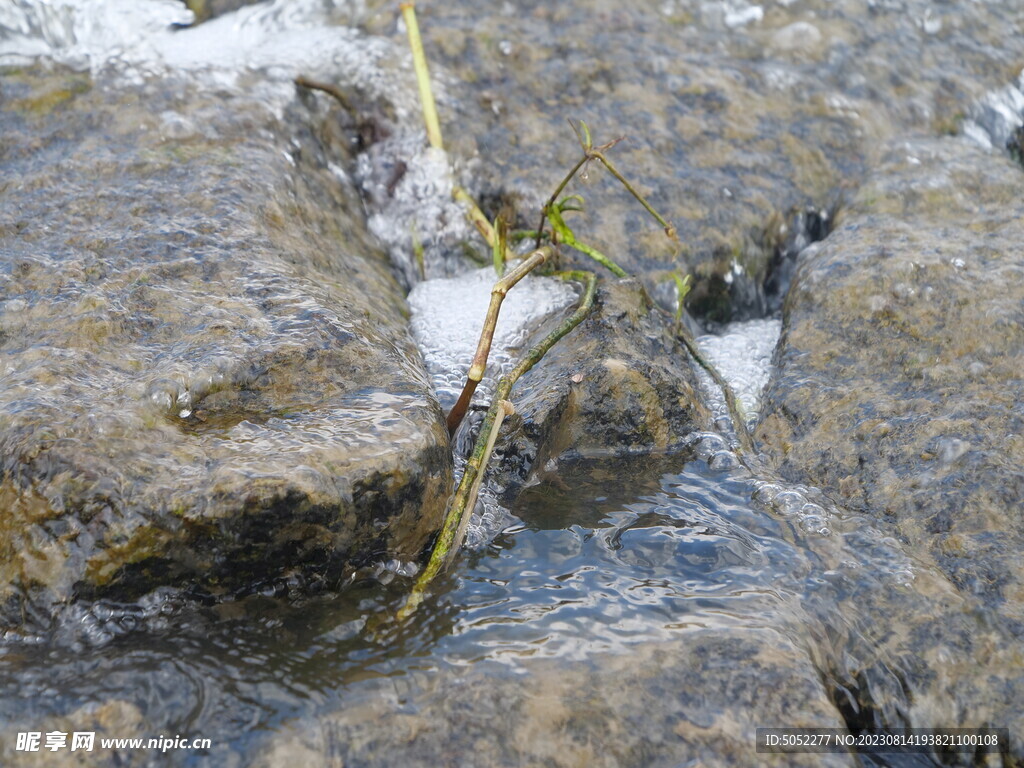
[
  {"left": 294, "top": 75, "right": 353, "bottom": 113},
  {"left": 533, "top": 120, "right": 677, "bottom": 251},
  {"left": 445, "top": 246, "right": 554, "bottom": 434},
  {"left": 590, "top": 150, "right": 677, "bottom": 240},
  {"left": 453, "top": 186, "right": 497, "bottom": 245}
]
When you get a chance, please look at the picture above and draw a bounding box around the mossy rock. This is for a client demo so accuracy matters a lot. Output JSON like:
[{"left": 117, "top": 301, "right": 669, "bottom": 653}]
[
  {"left": 0, "top": 70, "right": 452, "bottom": 633},
  {"left": 756, "top": 137, "right": 1024, "bottom": 755}
]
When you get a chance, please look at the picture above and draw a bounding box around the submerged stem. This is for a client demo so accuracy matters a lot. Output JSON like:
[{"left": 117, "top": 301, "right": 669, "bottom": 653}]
[
  {"left": 453, "top": 186, "right": 495, "bottom": 244},
  {"left": 492, "top": 216, "right": 508, "bottom": 277},
  {"left": 294, "top": 75, "right": 353, "bottom": 112},
  {"left": 398, "top": 270, "right": 598, "bottom": 621},
  {"left": 453, "top": 185, "right": 518, "bottom": 277},
  {"left": 674, "top": 324, "right": 755, "bottom": 457}
]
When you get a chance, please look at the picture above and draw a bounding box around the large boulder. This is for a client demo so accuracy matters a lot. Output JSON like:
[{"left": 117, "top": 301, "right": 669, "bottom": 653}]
[
  {"left": 0, "top": 68, "right": 452, "bottom": 634},
  {"left": 756, "top": 137, "right": 1024, "bottom": 750}
]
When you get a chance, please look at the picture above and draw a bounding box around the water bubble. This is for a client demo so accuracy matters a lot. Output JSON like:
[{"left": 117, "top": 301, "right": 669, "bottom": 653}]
[
  {"left": 751, "top": 482, "right": 782, "bottom": 506},
  {"left": 800, "top": 502, "right": 827, "bottom": 519},
  {"left": 708, "top": 450, "right": 739, "bottom": 471},
  {"left": 772, "top": 490, "right": 806, "bottom": 517},
  {"left": 799, "top": 515, "right": 830, "bottom": 536},
  {"left": 694, "top": 319, "right": 781, "bottom": 431}
]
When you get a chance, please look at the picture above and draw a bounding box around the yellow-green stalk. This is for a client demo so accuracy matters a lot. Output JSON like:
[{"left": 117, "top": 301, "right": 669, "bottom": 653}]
[
  {"left": 400, "top": 3, "right": 444, "bottom": 150},
  {"left": 398, "top": 271, "right": 598, "bottom": 621}
]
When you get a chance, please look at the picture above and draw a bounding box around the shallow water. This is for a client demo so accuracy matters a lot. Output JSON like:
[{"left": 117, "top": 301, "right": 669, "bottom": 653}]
[
  {"left": 0, "top": 440, "right": 920, "bottom": 765},
  {"left": 3, "top": 0, "right": 1024, "bottom": 764}
]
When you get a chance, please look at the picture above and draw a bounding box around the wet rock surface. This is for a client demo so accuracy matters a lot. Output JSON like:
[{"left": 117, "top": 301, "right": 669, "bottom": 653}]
[
  {"left": 392, "top": 0, "right": 1024, "bottom": 322},
  {"left": 0, "top": 68, "right": 451, "bottom": 633},
  {"left": 2, "top": 0, "right": 1024, "bottom": 766},
  {"left": 499, "top": 279, "right": 712, "bottom": 477},
  {"left": 757, "top": 137, "right": 1024, "bottom": 754},
  {"left": 256, "top": 632, "right": 853, "bottom": 768}
]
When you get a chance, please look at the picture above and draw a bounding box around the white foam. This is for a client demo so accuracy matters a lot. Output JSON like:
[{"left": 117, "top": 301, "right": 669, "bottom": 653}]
[
  {"left": 694, "top": 318, "right": 781, "bottom": 429},
  {"left": 963, "top": 73, "right": 1024, "bottom": 151},
  {"left": 358, "top": 140, "right": 476, "bottom": 286},
  {"left": 724, "top": 3, "right": 764, "bottom": 28},
  {"left": 0, "top": 0, "right": 191, "bottom": 70},
  {"left": 0, "top": 0, "right": 414, "bottom": 115},
  {"left": 408, "top": 267, "right": 579, "bottom": 412}
]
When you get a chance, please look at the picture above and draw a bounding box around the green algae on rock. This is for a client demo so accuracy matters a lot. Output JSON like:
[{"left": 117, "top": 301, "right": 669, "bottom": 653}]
[{"left": 0, "top": 69, "right": 452, "bottom": 633}]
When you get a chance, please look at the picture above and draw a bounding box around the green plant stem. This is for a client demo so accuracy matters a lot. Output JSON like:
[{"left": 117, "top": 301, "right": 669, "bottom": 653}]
[
  {"left": 400, "top": 2, "right": 444, "bottom": 150},
  {"left": 398, "top": 270, "right": 598, "bottom": 621},
  {"left": 591, "top": 151, "right": 677, "bottom": 239},
  {"left": 453, "top": 398, "right": 514, "bottom": 551},
  {"left": 674, "top": 324, "right": 755, "bottom": 457},
  {"left": 571, "top": 240, "right": 626, "bottom": 277},
  {"left": 533, "top": 155, "right": 589, "bottom": 248},
  {"left": 453, "top": 186, "right": 494, "bottom": 242},
  {"left": 411, "top": 229, "right": 426, "bottom": 281},
  {"left": 670, "top": 272, "right": 692, "bottom": 335},
  {"left": 453, "top": 186, "right": 518, "bottom": 276},
  {"left": 399, "top": 5, "right": 517, "bottom": 271},
  {"left": 492, "top": 216, "right": 507, "bottom": 277},
  {"left": 547, "top": 205, "right": 627, "bottom": 277},
  {"left": 531, "top": 134, "right": 678, "bottom": 251}
]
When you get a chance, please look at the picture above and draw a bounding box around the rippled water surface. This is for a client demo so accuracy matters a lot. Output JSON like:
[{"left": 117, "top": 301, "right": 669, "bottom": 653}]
[
  {"left": 0, "top": 443, "right": 912, "bottom": 764},
  {"left": 3, "top": 0, "right": 1023, "bottom": 764}
]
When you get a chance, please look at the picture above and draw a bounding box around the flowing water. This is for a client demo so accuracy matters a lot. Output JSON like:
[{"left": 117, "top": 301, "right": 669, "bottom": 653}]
[
  {"left": 0, "top": 434, "right": 921, "bottom": 765},
  {"left": 2, "top": 0, "right": 1023, "bottom": 765}
]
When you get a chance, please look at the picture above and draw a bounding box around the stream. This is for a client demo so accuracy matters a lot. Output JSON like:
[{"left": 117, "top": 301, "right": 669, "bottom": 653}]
[{"left": 2, "top": 0, "right": 1023, "bottom": 766}]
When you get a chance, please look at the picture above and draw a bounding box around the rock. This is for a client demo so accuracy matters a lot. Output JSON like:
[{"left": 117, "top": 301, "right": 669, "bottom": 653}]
[
  {"left": 386, "top": 0, "right": 1023, "bottom": 322},
  {"left": 0, "top": 68, "right": 452, "bottom": 634},
  {"left": 430, "top": 5, "right": 865, "bottom": 322},
  {"left": 255, "top": 633, "right": 853, "bottom": 768},
  {"left": 756, "top": 137, "right": 1024, "bottom": 753},
  {"left": 769, "top": 22, "right": 824, "bottom": 57},
  {"left": 498, "top": 279, "right": 712, "bottom": 485}
]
